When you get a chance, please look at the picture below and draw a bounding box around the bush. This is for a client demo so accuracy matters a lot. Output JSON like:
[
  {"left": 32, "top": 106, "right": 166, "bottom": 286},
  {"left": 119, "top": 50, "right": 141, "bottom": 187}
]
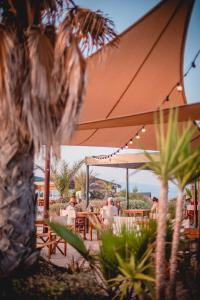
[
  {"left": 0, "top": 257, "right": 107, "bottom": 300},
  {"left": 99, "top": 224, "right": 156, "bottom": 299},
  {"left": 120, "top": 199, "right": 151, "bottom": 210}
]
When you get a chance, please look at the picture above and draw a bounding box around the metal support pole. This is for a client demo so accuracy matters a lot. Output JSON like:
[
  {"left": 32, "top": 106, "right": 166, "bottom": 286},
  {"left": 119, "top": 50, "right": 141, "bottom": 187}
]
[
  {"left": 126, "top": 168, "right": 129, "bottom": 209},
  {"left": 194, "top": 180, "right": 198, "bottom": 228},
  {"left": 43, "top": 146, "right": 50, "bottom": 219},
  {"left": 86, "top": 165, "right": 90, "bottom": 208}
]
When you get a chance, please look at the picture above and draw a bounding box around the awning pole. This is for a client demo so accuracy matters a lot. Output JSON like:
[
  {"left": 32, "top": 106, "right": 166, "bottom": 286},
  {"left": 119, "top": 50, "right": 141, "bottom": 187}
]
[
  {"left": 86, "top": 165, "right": 90, "bottom": 207},
  {"left": 43, "top": 146, "right": 50, "bottom": 219},
  {"left": 126, "top": 168, "right": 129, "bottom": 209}
]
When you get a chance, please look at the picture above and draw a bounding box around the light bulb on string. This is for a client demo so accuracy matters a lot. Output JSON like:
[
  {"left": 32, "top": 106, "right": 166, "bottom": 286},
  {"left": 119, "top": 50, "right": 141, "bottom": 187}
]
[
  {"left": 125, "top": 144, "right": 128, "bottom": 149},
  {"left": 129, "top": 139, "right": 133, "bottom": 144},
  {"left": 192, "top": 61, "right": 196, "bottom": 68},
  {"left": 141, "top": 127, "right": 146, "bottom": 133},
  {"left": 136, "top": 133, "right": 140, "bottom": 139},
  {"left": 177, "top": 82, "right": 183, "bottom": 92}
]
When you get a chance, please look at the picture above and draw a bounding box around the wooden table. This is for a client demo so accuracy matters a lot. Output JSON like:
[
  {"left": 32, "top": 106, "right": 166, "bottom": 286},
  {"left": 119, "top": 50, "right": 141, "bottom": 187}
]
[{"left": 123, "top": 209, "right": 150, "bottom": 218}]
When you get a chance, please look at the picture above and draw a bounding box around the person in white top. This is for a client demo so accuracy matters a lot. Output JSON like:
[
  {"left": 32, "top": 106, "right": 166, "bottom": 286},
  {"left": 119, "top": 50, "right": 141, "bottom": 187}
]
[
  {"left": 64, "top": 197, "right": 77, "bottom": 226},
  {"left": 101, "top": 197, "right": 118, "bottom": 226}
]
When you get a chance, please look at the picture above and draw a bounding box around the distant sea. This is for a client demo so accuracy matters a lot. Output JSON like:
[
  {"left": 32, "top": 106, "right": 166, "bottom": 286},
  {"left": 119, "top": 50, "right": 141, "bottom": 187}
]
[{"left": 119, "top": 182, "right": 178, "bottom": 200}]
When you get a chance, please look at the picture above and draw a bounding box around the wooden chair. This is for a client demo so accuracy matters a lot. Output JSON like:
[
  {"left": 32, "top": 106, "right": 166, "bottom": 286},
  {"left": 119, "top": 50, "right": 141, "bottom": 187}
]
[
  {"left": 75, "top": 216, "right": 86, "bottom": 240},
  {"left": 35, "top": 220, "right": 67, "bottom": 259},
  {"left": 87, "top": 213, "right": 104, "bottom": 240}
]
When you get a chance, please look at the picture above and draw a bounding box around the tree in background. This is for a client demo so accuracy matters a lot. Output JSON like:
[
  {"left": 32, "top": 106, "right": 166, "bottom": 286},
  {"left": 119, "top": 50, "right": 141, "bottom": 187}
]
[
  {"left": 74, "top": 169, "right": 96, "bottom": 199},
  {"left": 0, "top": 0, "right": 116, "bottom": 277},
  {"left": 103, "top": 180, "right": 115, "bottom": 199},
  {"left": 51, "top": 159, "right": 83, "bottom": 201}
]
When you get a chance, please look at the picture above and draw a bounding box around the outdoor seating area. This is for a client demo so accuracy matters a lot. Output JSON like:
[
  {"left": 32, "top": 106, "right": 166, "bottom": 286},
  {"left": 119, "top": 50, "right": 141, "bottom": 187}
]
[{"left": 0, "top": 1, "right": 200, "bottom": 300}]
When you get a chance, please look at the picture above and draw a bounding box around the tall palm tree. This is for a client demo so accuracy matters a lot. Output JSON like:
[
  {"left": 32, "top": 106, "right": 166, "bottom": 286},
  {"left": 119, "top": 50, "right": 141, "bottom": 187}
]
[
  {"left": 167, "top": 125, "right": 200, "bottom": 299},
  {"left": 0, "top": 0, "right": 116, "bottom": 278},
  {"left": 144, "top": 110, "right": 199, "bottom": 299}
]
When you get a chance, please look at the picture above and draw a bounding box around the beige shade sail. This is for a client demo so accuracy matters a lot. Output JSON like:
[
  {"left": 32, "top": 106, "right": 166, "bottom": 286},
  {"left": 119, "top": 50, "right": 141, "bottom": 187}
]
[
  {"left": 67, "top": 0, "right": 198, "bottom": 150},
  {"left": 85, "top": 153, "right": 159, "bottom": 170}
]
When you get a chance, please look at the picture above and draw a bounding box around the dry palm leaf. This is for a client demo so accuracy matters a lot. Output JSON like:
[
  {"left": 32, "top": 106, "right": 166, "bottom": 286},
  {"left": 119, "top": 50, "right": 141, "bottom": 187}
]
[
  {"left": 66, "top": 7, "right": 118, "bottom": 54},
  {"left": 0, "top": 25, "right": 15, "bottom": 125},
  {"left": 52, "top": 20, "right": 86, "bottom": 152},
  {"left": 23, "top": 26, "right": 54, "bottom": 151}
]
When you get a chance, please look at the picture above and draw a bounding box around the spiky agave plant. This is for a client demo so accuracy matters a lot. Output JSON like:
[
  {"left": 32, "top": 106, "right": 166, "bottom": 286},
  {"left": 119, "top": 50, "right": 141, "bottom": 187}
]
[{"left": 0, "top": 0, "right": 116, "bottom": 278}]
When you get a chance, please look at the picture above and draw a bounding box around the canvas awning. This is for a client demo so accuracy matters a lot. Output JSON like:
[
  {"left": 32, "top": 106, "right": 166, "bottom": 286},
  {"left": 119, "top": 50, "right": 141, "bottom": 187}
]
[
  {"left": 85, "top": 153, "right": 159, "bottom": 170},
  {"left": 67, "top": 0, "right": 200, "bottom": 150}
]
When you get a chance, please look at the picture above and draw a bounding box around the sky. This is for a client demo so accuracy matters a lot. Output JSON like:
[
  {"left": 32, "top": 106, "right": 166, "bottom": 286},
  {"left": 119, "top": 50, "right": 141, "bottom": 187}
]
[{"left": 35, "top": 0, "right": 200, "bottom": 198}]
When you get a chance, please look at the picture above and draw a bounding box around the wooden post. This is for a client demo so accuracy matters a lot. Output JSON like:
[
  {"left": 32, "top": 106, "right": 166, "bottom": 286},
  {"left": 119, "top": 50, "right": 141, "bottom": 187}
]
[
  {"left": 126, "top": 168, "right": 129, "bottom": 209},
  {"left": 86, "top": 165, "right": 90, "bottom": 207},
  {"left": 43, "top": 146, "right": 50, "bottom": 219}
]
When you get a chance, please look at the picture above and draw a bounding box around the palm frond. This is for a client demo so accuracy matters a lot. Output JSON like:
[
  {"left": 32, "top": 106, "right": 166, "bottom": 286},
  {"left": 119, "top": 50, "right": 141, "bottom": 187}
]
[
  {"left": 144, "top": 109, "right": 199, "bottom": 185},
  {"left": 0, "top": 25, "right": 15, "bottom": 125},
  {"left": 65, "top": 6, "right": 118, "bottom": 54},
  {"left": 48, "top": 221, "right": 90, "bottom": 260},
  {"left": 23, "top": 25, "right": 54, "bottom": 151},
  {"left": 52, "top": 20, "right": 86, "bottom": 150}
]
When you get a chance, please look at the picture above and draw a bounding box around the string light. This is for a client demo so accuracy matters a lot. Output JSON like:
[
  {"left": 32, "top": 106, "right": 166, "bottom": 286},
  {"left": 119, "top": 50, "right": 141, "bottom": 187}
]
[
  {"left": 95, "top": 49, "right": 200, "bottom": 160},
  {"left": 192, "top": 61, "right": 196, "bottom": 68},
  {"left": 176, "top": 82, "right": 183, "bottom": 92}
]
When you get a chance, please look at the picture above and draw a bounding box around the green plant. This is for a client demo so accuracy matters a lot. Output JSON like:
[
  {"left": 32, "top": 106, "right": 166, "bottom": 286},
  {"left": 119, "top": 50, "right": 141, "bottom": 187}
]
[
  {"left": 168, "top": 200, "right": 176, "bottom": 220},
  {"left": 185, "top": 187, "right": 193, "bottom": 199},
  {"left": 99, "top": 222, "right": 157, "bottom": 281},
  {"left": 143, "top": 109, "right": 200, "bottom": 299},
  {"left": 120, "top": 199, "right": 151, "bottom": 210},
  {"left": 51, "top": 159, "right": 83, "bottom": 200},
  {"left": 109, "top": 247, "right": 155, "bottom": 300}
]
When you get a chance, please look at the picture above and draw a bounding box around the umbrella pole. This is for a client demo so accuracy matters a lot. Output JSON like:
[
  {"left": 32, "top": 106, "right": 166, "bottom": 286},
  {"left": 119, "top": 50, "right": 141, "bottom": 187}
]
[{"left": 43, "top": 146, "right": 50, "bottom": 219}]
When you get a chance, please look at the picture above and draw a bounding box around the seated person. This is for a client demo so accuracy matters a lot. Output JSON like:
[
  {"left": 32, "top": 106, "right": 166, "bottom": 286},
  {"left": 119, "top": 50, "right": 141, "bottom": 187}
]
[
  {"left": 64, "top": 197, "right": 78, "bottom": 226},
  {"left": 101, "top": 197, "right": 118, "bottom": 226}
]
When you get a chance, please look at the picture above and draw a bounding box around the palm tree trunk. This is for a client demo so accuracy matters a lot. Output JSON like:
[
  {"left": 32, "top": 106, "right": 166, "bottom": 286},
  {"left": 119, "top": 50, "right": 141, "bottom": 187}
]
[
  {"left": 156, "top": 181, "right": 168, "bottom": 300},
  {"left": 167, "top": 188, "right": 183, "bottom": 299},
  {"left": 0, "top": 130, "right": 38, "bottom": 278}
]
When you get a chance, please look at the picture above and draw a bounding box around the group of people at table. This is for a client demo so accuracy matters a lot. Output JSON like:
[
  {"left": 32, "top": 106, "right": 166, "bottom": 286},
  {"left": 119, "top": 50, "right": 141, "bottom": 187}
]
[
  {"left": 61, "top": 196, "right": 122, "bottom": 227},
  {"left": 55, "top": 192, "right": 197, "bottom": 231}
]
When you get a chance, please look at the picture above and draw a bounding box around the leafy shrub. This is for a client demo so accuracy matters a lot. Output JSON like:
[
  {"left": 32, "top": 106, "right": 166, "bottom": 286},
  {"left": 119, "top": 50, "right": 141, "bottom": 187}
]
[
  {"left": 99, "top": 223, "right": 156, "bottom": 299},
  {"left": 121, "top": 199, "right": 151, "bottom": 210},
  {"left": 0, "top": 258, "right": 107, "bottom": 300}
]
